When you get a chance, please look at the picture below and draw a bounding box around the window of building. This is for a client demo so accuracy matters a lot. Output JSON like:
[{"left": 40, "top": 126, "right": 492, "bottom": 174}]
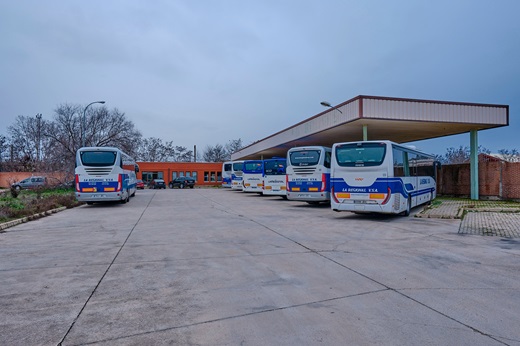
[
  {"left": 192, "top": 171, "right": 197, "bottom": 181},
  {"left": 217, "top": 172, "right": 222, "bottom": 182},
  {"left": 172, "top": 171, "right": 178, "bottom": 180},
  {"left": 204, "top": 171, "right": 209, "bottom": 182}
]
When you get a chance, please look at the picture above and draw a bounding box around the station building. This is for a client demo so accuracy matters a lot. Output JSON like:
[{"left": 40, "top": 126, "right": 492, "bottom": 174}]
[{"left": 136, "top": 161, "right": 223, "bottom": 187}]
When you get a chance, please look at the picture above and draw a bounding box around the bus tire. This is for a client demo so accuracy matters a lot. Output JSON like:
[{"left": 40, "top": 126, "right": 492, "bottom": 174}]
[{"left": 402, "top": 198, "right": 411, "bottom": 216}]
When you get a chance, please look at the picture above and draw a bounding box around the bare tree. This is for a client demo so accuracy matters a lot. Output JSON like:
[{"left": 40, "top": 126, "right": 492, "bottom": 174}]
[
  {"left": 497, "top": 148, "right": 520, "bottom": 162},
  {"left": 442, "top": 145, "right": 490, "bottom": 164},
  {"left": 136, "top": 138, "right": 193, "bottom": 162},
  {"left": 225, "top": 138, "right": 243, "bottom": 156},
  {"left": 202, "top": 143, "right": 228, "bottom": 162},
  {"left": 7, "top": 115, "right": 53, "bottom": 171}
]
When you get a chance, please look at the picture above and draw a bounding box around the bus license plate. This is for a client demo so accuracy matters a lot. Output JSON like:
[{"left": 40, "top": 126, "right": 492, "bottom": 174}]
[
  {"left": 298, "top": 194, "right": 312, "bottom": 198},
  {"left": 91, "top": 194, "right": 105, "bottom": 198}
]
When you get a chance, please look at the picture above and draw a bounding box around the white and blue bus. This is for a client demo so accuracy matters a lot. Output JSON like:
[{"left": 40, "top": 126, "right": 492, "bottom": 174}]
[
  {"left": 262, "top": 157, "right": 287, "bottom": 198},
  {"left": 286, "top": 146, "right": 331, "bottom": 203},
  {"left": 222, "top": 161, "right": 233, "bottom": 188},
  {"left": 242, "top": 160, "right": 264, "bottom": 193},
  {"left": 331, "top": 140, "right": 437, "bottom": 215},
  {"left": 75, "top": 147, "right": 138, "bottom": 204},
  {"left": 231, "top": 160, "right": 244, "bottom": 190}
]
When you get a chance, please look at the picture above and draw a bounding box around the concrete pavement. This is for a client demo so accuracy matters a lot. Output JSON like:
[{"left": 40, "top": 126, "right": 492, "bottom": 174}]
[{"left": 1, "top": 189, "right": 519, "bottom": 345}]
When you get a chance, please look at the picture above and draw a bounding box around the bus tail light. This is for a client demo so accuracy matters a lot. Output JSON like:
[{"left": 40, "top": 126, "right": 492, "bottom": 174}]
[
  {"left": 116, "top": 174, "right": 122, "bottom": 192},
  {"left": 381, "top": 187, "right": 391, "bottom": 205},
  {"left": 75, "top": 174, "right": 80, "bottom": 192},
  {"left": 285, "top": 175, "right": 289, "bottom": 192},
  {"left": 331, "top": 186, "right": 339, "bottom": 203},
  {"left": 321, "top": 173, "right": 327, "bottom": 192}
]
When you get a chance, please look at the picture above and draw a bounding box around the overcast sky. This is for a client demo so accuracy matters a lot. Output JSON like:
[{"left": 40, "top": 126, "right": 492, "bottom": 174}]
[{"left": 1, "top": 0, "right": 519, "bottom": 155}]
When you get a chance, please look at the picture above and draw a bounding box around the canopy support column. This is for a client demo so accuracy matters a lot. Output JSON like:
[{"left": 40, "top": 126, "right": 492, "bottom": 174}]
[
  {"left": 470, "top": 130, "right": 479, "bottom": 200},
  {"left": 363, "top": 125, "right": 368, "bottom": 141}
]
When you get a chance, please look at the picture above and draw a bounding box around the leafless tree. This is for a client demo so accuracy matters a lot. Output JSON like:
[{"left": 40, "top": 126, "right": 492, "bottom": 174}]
[
  {"left": 135, "top": 137, "right": 193, "bottom": 162},
  {"left": 44, "top": 103, "right": 142, "bottom": 174},
  {"left": 202, "top": 143, "right": 228, "bottom": 162},
  {"left": 225, "top": 138, "right": 243, "bottom": 156},
  {"left": 442, "top": 145, "right": 490, "bottom": 164},
  {"left": 7, "top": 115, "right": 53, "bottom": 171}
]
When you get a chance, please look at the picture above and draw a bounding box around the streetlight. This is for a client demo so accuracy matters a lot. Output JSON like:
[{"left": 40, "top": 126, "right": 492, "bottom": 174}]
[
  {"left": 320, "top": 101, "right": 343, "bottom": 114},
  {"left": 36, "top": 113, "right": 42, "bottom": 165},
  {"left": 82, "top": 101, "right": 106, "bottom": 147}
]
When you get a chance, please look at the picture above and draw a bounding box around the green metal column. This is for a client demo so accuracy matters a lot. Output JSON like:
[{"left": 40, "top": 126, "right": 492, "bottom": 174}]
[
  {"left": 470, "top": 130, "right": 479, "bottom": 200},
  {"left": 363, "top": 125, "right": 368, "bottom": 141}
]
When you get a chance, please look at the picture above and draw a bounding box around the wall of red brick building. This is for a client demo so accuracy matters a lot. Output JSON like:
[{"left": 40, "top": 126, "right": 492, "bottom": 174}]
[
  {"left": 136, "top": 162, "right": 223, "bottom": 187},
  {"left": 438, "top": 161, "right": 520, "bottom": 200}
]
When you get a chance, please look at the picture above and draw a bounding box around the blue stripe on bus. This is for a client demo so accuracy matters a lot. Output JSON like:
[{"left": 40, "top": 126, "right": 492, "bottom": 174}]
[{"left": 331, "top": 177, "right": 435, "bottom": 199}]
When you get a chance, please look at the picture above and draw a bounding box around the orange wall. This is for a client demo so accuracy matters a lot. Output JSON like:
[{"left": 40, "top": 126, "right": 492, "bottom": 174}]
[{"left": 137, "top": 162, "right": 223, "bottom": 186}]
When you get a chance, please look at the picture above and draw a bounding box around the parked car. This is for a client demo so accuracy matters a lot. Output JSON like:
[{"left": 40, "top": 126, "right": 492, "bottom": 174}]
[
  {"left": 11, "top": 176, "right": 47, "bottom": 191},
  {"left": 149, "top": 179, "right": 166, "bottom": 189},
  {"left": 136, "top": 179, "right": 145, "bottom": 189},
  {"left": 169, "top": 177, "right": 196, "bottom": 189}
]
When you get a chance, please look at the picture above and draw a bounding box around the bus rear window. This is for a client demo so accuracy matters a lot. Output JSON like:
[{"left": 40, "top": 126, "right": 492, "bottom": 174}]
[
  {"left": 264, "top": 160, "right": 286, "bottom": 175},
  {"left": 233, "top": 162, "right": 243, "bottom": 171},
  {"left": 289, "top": 150, "right": 320, "bottom": 166},
  {"left": 335, "top": 143, "right": 386, "bottom": 167},
  {"left": 80, "top": 151, "right": 117, "bottom": 167},
  {"left": 243, "top": 162, "right": 263, "bottom": 173}
]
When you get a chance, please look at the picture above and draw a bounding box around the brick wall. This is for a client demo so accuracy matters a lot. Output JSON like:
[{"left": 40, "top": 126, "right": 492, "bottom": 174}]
[{"left": 438, "top": 161, "right": 520, "bottom": 200}]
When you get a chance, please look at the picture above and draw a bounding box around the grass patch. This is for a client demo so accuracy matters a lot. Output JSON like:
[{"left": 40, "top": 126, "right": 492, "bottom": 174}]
[{"left": 0, "top": 187, "right": 82, "bottom": 223}]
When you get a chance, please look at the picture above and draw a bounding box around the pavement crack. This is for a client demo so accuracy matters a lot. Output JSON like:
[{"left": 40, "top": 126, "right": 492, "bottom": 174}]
[
  {"left": 67, "top": 289, "right": 389, "bottom": 346},
  {"left": 57, "top": 192, "right": 157, "bottom": 346}
]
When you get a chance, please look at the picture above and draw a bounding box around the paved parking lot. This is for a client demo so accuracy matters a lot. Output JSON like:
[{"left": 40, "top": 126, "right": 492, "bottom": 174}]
[{"left": 1, "top": 188, "right": 519, "bottom": 345}]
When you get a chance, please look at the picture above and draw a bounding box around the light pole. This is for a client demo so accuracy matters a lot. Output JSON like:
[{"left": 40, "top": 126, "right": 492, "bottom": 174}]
[
  {"left": 320, "top": 101, "right": 343, "bottom": 114},
  {"left": 82, "top": 101, "right": 105, "bottom": 147},
  {"left": 36, "top": 113, "right": 42, "bottom": 167}
]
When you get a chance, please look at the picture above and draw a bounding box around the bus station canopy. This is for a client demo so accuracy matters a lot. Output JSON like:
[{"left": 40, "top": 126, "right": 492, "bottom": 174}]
[{"left": 231, "top": 95, "right": 509, "bottom": 160}]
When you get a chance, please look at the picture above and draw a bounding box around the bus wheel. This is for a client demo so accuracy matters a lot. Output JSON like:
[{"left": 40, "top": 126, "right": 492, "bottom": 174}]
[{"left": 402, "top": 198, "right": 411, "bottom": 216}]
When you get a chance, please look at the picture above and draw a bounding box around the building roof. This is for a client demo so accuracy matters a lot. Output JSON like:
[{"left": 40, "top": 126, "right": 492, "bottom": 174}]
[{"left": 231, "top": 95, "right": 509, "bottom": 160}]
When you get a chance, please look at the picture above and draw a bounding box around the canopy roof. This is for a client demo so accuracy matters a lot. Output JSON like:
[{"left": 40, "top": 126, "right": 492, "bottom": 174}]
[{"left": 232, "top": 95, "right": 509, "bottom": 160}]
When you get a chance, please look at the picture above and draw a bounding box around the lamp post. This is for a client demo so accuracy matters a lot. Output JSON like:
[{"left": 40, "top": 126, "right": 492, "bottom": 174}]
[
  {"left": 36, "top": 113, "right": 42, "bottom": 167},
  {"left": 320, "top": 101, "right": 343, "bottom": 114},
  {"left": 82, "top": 101, "right": 105, "bottom": 147}
]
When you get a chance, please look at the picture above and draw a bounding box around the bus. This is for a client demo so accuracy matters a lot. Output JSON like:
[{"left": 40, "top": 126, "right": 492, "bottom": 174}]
[
  {"left": 222, "top": 161, "right": 233, "bottom": 188},
  {"left": 286, "top": 146, "right": 331, "bottom": 203},
  {"left": 262, "top": 157, "right": 287, "bottom": 198},
  {"left": 242, "top": 160, "right": 264, "bottom": 193},
  {"left": 75, "top": 147, "right": 138, "bottom": 204},
  {"left": 330, "top": 140, "right": 437, "bottom": 215},
  {"left": 231, "top": 160, "right": 244, "bottom": 190}
]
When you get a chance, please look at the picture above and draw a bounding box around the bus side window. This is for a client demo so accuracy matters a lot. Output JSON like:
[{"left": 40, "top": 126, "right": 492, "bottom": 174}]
[
  {"left": 324, "top": 151, "right": 331, "bottom": 169},
  {"left": 393, "top": 148, "right": 405, "bottom": 177}
]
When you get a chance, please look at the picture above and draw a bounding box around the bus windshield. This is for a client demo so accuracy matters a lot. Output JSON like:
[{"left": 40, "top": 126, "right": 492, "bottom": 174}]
[
  {"left": 289, "top": 150, "right": 320, "bottom": 166},
  {"left": 264, "top": 160, "right": 286, "bottom": 175},
  {"left": 80, "top": 151, "right": 117, "bottom": 167},
  {"left": 335, "top": 142, "right": 386, "bottom": 167}
]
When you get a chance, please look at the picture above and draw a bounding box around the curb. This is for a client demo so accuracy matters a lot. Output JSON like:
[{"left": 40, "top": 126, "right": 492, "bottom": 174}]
[{"left": 0, "top": 206, "right": 67, "bottom": 232}]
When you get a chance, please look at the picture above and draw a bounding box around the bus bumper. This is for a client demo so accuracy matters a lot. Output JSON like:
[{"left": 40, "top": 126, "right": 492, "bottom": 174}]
[
  {"left": 287, "top": 191, "right": 330, "bottom": 202},
  {"left": 76, "top": 192, "right": 126, "bottom": 203}
]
